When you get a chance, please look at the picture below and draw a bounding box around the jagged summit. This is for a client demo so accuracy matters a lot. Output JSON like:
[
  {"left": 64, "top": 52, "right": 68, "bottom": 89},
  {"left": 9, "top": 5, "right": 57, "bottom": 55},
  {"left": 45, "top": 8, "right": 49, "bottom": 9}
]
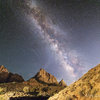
[
  {"left": 59, "top": 79, "right": 67, "bottom": 87},
  {"left": 49, "top": 64, "right": 100, "bottom": 100},
  {"left": 29, "top": 68, "right": 58, "bottom": 85},
  {"left": 0, "top": 65, "right": 9, "bottom": 73}
]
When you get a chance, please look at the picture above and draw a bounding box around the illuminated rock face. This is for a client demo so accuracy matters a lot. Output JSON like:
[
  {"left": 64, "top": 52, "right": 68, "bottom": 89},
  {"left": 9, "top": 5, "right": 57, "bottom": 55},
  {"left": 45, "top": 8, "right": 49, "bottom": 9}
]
[
  {"left": 29, "top": 68, "right": 58, "bottom": 85},
  {"left": 0, "top": 65, "right": 24, "bottom": 83},
  {"left": 49, "top": 64, "right": 100, "bottom": 100}
]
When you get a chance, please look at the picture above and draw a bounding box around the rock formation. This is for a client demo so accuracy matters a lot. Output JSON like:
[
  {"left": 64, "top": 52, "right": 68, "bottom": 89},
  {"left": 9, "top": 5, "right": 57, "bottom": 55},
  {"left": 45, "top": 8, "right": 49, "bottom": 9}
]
[
  {"left": 29, "top": 68, "right": 58, "bottom": 85},
  {"left": 0, "top": 65, "right": 24, "bottom": 83},
  {"left": 49, "top": 64, "right": 100, "bottom": 100},
  {"left": 59, "top": 79, "right": 67, "bottom": 87}
]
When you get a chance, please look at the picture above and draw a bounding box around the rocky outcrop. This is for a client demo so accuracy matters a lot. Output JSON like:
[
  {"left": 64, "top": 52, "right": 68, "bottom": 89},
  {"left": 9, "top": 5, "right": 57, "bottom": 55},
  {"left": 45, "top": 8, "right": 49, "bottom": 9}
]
[
  {"left": 59, "top": 79, "right": 67, "bottom": 87},
  {"left": 0, "top": 65, "right": 24, "bottom": 83},
  {"left": 29, "top": 68, "right": 58, "bottom": 85},
  {"left": 49, "top": 64, "right": 100, "bottom": 100}
]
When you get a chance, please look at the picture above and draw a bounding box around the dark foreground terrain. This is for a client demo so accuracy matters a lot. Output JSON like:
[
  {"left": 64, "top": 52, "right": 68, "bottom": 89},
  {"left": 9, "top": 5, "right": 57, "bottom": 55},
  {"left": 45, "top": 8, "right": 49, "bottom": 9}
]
[{"left": 10, "top": 96, "right": 49, "bottom": 100}]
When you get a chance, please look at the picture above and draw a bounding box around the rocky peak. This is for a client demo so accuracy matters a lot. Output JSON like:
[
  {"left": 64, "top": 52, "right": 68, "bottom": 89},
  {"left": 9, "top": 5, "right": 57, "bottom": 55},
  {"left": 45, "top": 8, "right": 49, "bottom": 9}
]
[
  {"left": 59, "top": 79, "right": 67, "bottom": 87},
  {"left": 0, "top": 65, "right": 9, "bottom": 73},
  {"left": 30, "top": 68, "right": 58, "bottom": 85}
]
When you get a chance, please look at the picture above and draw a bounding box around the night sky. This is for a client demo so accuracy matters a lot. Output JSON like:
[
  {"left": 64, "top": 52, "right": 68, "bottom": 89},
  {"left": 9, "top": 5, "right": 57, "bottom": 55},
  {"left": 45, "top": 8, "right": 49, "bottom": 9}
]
[{"left": 0, "top": 0, "right": 100, "bottom": 84}]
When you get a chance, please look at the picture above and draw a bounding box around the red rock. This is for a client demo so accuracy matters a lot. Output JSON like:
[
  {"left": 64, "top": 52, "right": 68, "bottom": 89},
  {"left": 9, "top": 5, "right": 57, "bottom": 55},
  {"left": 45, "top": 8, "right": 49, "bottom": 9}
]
[{"left": 29, "top": 68, "right": 58, "bottom": 85}]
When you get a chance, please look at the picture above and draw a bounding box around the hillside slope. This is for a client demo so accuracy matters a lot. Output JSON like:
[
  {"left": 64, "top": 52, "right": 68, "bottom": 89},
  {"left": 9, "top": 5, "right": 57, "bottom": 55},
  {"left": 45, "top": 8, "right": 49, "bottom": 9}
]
[{"left": 49, "top": 64, "right": 100, "bottom": 100}]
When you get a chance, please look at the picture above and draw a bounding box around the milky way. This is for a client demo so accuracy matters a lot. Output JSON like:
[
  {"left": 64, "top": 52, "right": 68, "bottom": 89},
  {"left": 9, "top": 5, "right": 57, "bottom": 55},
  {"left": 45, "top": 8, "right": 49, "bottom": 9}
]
[
  {"left": 22, "top": 0, "right": 78, "bottom": 82},
  {"left": 12, "top": 0, "right": 100, "bottom": 83}
]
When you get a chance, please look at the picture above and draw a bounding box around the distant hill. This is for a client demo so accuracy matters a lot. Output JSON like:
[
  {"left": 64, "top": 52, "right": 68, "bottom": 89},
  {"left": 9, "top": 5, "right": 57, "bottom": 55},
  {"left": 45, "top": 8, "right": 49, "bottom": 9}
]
[{"left": 49, "top": 64, "right": 100, "bottom": 100}]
